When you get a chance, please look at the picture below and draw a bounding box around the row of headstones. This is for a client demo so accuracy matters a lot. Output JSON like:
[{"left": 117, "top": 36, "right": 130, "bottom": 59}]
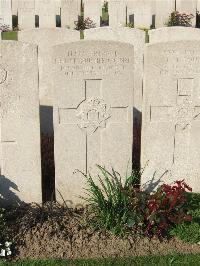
[
  {"left": 1, "top": 26, "right": 200, "bottom": 206},
  {"left": 1, "top": 0, "right": 200, "bottom": 30}
]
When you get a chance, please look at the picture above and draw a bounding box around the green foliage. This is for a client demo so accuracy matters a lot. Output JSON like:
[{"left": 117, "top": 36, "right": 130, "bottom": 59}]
[
  {"left": 81, "top": 165, "right": 140, "bottom": 236},
  {"left": 103, "top": 1, "right": 108, "bottom": 13},
  {"left": 166, "top": 11, "right": 194, "bottom": 27},
  {"left": 74, "top": 16, "right": 96, "bottom": 31},
  {"left": 170, "top": 193, "right": 200, "bottom": 244},
  {"left": 82, "top": 165, "right": 194, "bottom": 239}
]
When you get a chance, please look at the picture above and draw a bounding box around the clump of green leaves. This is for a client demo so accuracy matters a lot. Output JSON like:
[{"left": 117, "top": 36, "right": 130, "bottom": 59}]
[
  {"left": 74, "top": 16, "right": 96, "bottom": 31},
  {"left": 81, "top": 165, "right": 140, "bottom": 236},
  {"left": 170, "top": 193, "right": 200, "bottom": 243},
  {"left": 81, "top": 165, "right": 194, "bottom": 239},
  {"left": 166, "top": 11, "right": 194, "bottom": 27}
]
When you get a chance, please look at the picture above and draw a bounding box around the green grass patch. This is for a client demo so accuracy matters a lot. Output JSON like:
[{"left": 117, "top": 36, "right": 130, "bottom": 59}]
[
  {"left": 1, "top": 31, "right": 18, "bottom": 41},
  {"left": 1, "top": 254, "right": 200, "bottom": 266}
]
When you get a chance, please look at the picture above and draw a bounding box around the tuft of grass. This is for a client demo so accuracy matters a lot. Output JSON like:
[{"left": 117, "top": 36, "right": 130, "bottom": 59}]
[{"left": 81, "top": 165, "right": 140, "bottom": 236}]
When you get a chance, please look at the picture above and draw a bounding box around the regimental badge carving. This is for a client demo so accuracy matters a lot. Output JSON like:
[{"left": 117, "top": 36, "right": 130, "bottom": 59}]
[
  {"left": 0, "top": 68, "right": 7, "bottom": 84},
  {"left": 76, "top": 97, "right": 111, "bottom": 132}
]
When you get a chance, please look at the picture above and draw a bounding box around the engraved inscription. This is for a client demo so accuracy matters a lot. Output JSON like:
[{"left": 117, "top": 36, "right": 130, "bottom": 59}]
[
  {"left": 55, "top": 49, "right": 131, "bottom": 78},
  {"left": 76, "top": 97, "right": 111, "bottom": 132}
]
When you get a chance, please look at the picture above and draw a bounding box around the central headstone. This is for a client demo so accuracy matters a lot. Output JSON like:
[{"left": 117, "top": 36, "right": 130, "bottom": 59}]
[
  {"left": 53, "top": 40, "right": 134, "bottom": 205},
  {"left": 141, "top": 41, "right": 200, "bottom": 193}
]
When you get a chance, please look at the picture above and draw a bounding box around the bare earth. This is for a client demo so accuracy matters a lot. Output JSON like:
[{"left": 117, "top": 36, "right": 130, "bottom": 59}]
[{"left": 5, "top": 203, "right": 200, "bottom": 261}]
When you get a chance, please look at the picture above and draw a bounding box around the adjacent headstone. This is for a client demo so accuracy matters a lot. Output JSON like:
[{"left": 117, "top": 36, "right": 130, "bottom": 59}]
[
  {"left": 18, "top": 28, "right": 80, "bottom": 135},
  {"left": 155, "top": 0, "right": 175, "bottom": 28},
  {"left": 141, "top": 41, "right": 200, "bottom": 193},
  {"left": 35, "top": 0, "right": 56, "bottom": 28},
  {"left": 84, "top": 0, "right": 101, "bottom": 27},
  {"left": 0, "top": 0, "right": 12, "bottom": 29},
  {"left": 85, "top": 27, "right": 145, "bottom": 114},
  {"left": 55, "top": 0, "right": 61, "bottom": 15},
  {"left": 0, "top": 41, "right": 41, "bottom": 204},
  {"left": 61, "top": 0, "right": 80, "bottom": 29},
  {"left": 176, "top": 0, "right": 197, "bottom": 26},
  {"left": 18, "top": 0, "right": 35, "bottom": 29},
  {"left": 11, "top": 0, "right": 18, "bottom": 16},
  {"left": 149, "top": 27, "right": 200, "bottom": 43},
  {"left": 53, "top": 40, "right": 134, "bottom": 205},
  {"left": 108, "top": 0, "right": 126, "bottom": 27},
  {"left": 127, "top": 0, "right": 153, "bottom": 29}
]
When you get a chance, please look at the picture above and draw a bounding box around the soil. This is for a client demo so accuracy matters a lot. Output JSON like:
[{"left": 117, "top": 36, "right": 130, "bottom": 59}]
[{"left": 4, "top": 203, "right": 200, "bottom": 261}]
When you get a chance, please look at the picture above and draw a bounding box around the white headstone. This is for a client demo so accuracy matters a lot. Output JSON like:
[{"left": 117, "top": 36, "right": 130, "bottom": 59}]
[
  {"left": 149, "top": 27, "right": 200, "bottom": 43},
  {"left": 155, "top": 0, "right": 175, "bottom": 28},
  {"left": 127, "top": 0, "right": 153, "bottom": 29},
  {"left": 0, "top": 0, "right": 12, "bottom": 29},
  {"left": 18, "top": 28, "right": 80, "bottom": 107},
  {"left": 84, "top": 0, "right": 101, "bottom": 27},
  {"left": 61, "top": 0, "right": 80, "bottom": 29},
  {"left": 53, "top": 40, "right": 134, "bottom": 205},
  {"left": 176, "top": 0, "right": 197, "bottom": 26},
  {"left": 85, "top": 27, "right": 145, "bottom": 114},
  {"left": 55, "top": 0, "right": 61, "bottom": 15},
  {"left": 0, "top": 41, "right": 41, "bottom": 204},
  {"left": 11, "top": 0, "right": 18, "bottom": 16},
  {"left": 141, "top": 41, "right": 200, "bottom": 193},
  {"left": 18, "top": 0, "right": 35, "bottom": 30},
  {"left": 108, "top": 0, "right": 126, "bottom": 27},
  {"left": 35, "top": 0, "right": 56, "bottom": 28}
]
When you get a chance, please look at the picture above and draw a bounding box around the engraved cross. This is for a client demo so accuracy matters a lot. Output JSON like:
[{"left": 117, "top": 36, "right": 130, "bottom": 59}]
[{"left": 150, "top": 78, "right": 200, "bottom": 166}]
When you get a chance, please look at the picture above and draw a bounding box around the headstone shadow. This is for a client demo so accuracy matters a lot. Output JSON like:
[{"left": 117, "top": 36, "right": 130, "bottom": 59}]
[{"left": 0, "top": 175, "right": 23, "bottom": 207}]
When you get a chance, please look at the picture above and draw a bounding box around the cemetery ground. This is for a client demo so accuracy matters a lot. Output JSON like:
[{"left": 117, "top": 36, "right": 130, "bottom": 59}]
[{"left": 0, "top": 167, "right": 200, "bottom": 264}]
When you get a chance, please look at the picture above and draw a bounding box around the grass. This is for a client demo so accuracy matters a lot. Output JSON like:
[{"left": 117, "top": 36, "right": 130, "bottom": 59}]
[
  {"left": 1, "top": 31, "right": 18, "bottom": 41},
  {"left": 1, "top": 254, "right": 200, "bottom": 266}
]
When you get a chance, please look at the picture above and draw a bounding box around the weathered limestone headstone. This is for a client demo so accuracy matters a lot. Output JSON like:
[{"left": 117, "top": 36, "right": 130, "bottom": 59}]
[
  {"left": 0, "top": 0, "right": 12, "bottom": 29},
  {"left": 53, "top": 40, "right": 134, "bottom": 205},
  {"left": 108, "top": 0, "right": 126, "bottom": 27},
  {"left": 35, "top": 0, "right": 56, "bottom": 28},
  {"left": 155, "top": 0, "right": 175, "bottom": 28},
  {"left": 85, "top": 27, "right": 145, "bottom": 114},
  {"left": 11, "top": 0, "right": 18, "bottom": 16},
  {"left": 149, "top": 27, "right": 200, "bottom": 43},
  {"left": 0, "top": 41, "right": 41, "bottom": 204},
  {"left": 18, "top": 28, "right": 80, "bottom": 135},
  {"left": 84, "top": 0, "right": 101, "bottom": 27},
  {"left": 18, "top": 0, "right": 35, "bottom": 29},
  {"left": 61, "top": 0, "right": 80, "bottom": 29},
  {"left": 127, "top": 0, "right": 153, "bottom": 29},
  {"left": 176, "top": 0, "right": 197, "bottom": 26},
  {"left": 55, "top": 0, "right": 61, "bottom": 15},
  {"left": 141, "top": 41, "right": 200, "bottom": 193}
]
